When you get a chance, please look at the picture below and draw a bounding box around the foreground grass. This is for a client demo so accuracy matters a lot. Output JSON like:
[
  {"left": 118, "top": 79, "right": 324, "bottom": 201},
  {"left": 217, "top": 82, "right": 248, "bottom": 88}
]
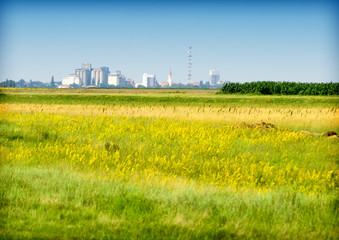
[
  {"left": 1, "top": 91, "right": 338, "bottom": 239},
  {"left": 1, "top": 110, "right": 338, "bottom": 239},
  {"left": 1, "top": 165, "right": 337, "bottom": 239}
]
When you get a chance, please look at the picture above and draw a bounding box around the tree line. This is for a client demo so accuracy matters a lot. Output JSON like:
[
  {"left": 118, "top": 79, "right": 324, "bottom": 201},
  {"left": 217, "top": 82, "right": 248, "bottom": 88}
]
[{"left": 220, "top": 81, "right": 339, "bottom": 95}]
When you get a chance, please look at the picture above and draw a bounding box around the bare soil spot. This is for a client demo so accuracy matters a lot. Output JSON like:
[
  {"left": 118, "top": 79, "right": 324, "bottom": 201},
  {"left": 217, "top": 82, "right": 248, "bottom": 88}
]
[
  {"left": 238, "top": 122, "right": 338, "bottom": 139},
  {"left": 238, "top": 121, "right": 276, "bottom": 130}
]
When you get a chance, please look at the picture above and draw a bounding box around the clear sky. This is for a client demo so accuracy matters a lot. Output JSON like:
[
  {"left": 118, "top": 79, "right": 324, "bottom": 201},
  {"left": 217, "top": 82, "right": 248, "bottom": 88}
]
[{"left": 0, "top": 0, "right": 338, "bottom": 84}]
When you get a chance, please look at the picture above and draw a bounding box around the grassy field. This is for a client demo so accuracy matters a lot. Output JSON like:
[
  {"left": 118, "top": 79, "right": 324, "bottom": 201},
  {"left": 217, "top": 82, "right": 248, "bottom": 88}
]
[
  {"left": 2, "top": 89, "right": 338, "bottom": 108},
  {"left": 0, "top": 89, "right": 338, "bottom": 239},
  {"left": 2, "top": 89, "right": 338, "bottom": 132}
]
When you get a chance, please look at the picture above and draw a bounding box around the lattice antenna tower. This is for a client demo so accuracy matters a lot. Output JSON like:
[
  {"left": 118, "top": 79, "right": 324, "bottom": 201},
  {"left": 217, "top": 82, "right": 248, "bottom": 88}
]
[{"left": 187, "top": 46, "right": 192, "bottom": 84}]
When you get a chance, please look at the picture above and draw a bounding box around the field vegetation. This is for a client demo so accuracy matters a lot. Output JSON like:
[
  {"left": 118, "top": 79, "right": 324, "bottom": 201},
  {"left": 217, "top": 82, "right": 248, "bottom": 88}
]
[
  {"left": 221, "top": 81, "right": 339, "bottom": 95},
  {"left": 0, "top": 89, "right": 338, "bottom": 239}
]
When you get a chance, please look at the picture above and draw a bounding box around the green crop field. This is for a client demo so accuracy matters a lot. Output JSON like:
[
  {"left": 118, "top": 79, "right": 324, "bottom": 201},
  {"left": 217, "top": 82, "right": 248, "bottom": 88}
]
[{"left": 0, "top": 88, "right": 338, "bottom": 239}]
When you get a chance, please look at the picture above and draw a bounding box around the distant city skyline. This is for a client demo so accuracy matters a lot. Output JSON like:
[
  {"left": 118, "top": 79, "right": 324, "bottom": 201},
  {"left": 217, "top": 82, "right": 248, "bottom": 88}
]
[
  {"left": 60, "top": 63, "right": 223, "bottom": 88},
  {"left": 1, "top": 0, "right": 338, "bottom": 83}
]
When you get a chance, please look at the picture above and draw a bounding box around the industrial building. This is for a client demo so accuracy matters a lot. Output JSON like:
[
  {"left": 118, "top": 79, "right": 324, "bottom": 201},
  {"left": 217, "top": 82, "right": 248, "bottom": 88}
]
[
  {"left": 91, "top": 67, "right": 109, "bottom": 86},
  {"left": 108, "top": 71, "right": 127, "bottom": 86},
  {"left": 62, "top": 74, "right": 80, "bottom": 85}
]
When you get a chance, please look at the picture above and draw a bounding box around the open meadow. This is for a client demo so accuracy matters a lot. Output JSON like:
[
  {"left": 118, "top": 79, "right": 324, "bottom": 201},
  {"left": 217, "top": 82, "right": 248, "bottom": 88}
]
[{"left": 0, "top": 88, "right": 338, "bottom": 239}]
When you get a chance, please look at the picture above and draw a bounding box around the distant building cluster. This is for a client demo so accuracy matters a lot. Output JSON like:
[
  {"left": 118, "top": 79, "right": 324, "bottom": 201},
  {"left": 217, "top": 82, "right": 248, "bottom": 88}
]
[
  {"left": 1, "top": 45, "right": 229, "bottom": 88},
  {"left": 60, "top": 63, "right": 130, "bottom": 88},
  {"left": 60, "top": 63, "right": 165, "bottom": 88},
  {"left": 58, "top": 63, "right": 225, "bottom": 89},
  {"left": 2, "top": 62, "right": 227, "bottom": 89}
]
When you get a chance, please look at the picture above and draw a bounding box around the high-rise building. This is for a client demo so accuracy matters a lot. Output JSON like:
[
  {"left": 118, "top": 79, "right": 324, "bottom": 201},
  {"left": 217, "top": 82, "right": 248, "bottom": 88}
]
[
  {"left": 108, "top": 70, "right": 126, "bottom": 86},
  {"left": 91, "top": 67, "right": 109, "bottom": 86},
  {"left": 209, "top": 70, "right": 220, "bottom": 85},
  {"left": 168, "top": 69, "right": 173, "bottom": 87},
  {"left": 142, "top": 73, "right": 156, "bottom": 88}
]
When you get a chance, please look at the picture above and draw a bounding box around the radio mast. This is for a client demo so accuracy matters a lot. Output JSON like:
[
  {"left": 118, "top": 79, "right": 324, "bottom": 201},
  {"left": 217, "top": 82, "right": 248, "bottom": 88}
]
[{"left": 187, "top": 46, "right": 192, "bottom": 84}]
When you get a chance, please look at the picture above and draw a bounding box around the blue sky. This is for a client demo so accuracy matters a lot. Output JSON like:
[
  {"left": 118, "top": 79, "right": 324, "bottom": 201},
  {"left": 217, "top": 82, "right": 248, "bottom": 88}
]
[{"left": 1, "top": 0, "right": 338, "bottom": 84}]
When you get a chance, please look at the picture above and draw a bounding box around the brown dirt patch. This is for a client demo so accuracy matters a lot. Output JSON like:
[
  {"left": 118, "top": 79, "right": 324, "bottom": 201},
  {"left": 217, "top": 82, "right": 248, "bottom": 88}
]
[{"left": 238, "top": 121, "right": 276, "bottom": 130}]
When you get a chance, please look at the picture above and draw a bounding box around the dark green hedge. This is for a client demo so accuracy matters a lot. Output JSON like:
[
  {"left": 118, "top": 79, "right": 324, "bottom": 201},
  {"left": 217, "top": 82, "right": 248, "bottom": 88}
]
[{"left": 221, "top": 81, "right": 339, "bottom": 95}]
